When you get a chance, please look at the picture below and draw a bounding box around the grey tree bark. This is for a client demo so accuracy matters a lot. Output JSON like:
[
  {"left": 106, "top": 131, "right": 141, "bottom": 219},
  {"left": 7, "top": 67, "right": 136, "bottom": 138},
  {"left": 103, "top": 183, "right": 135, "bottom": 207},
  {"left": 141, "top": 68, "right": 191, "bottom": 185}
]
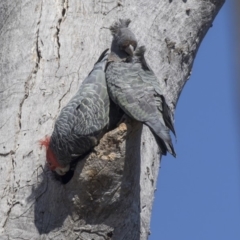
[{"left": 0, "top": 0, "right": 224, "bottom": 239}]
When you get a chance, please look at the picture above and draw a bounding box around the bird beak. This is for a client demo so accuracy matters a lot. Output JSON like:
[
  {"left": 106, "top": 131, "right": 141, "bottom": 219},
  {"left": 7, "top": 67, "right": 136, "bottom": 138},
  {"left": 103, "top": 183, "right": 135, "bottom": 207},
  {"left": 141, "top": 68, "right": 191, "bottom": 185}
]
[
  {"left": 55, "top": 165, "right": 70, "bottom": 176},
  {"left": 124, "top": 44, "right": 135, "bottom": 56}
]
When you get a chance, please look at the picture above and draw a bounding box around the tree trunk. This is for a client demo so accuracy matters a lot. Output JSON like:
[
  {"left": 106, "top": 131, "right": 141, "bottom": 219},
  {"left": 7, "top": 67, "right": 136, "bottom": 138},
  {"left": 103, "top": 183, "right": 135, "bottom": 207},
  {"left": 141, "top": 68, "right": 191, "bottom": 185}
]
[{"left": 0, "top": 0, "right": 224, "bottom": 239}]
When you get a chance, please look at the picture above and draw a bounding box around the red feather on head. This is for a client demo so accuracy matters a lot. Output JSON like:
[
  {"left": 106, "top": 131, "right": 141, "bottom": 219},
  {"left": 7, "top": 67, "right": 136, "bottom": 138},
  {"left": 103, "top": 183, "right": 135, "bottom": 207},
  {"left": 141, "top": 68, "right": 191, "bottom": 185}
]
[
  {"left": 39, "top": 136, "right": 50, "bottom": 148},
  {"left": 39, "top": 136, "right": 63, "bottom": 170}
]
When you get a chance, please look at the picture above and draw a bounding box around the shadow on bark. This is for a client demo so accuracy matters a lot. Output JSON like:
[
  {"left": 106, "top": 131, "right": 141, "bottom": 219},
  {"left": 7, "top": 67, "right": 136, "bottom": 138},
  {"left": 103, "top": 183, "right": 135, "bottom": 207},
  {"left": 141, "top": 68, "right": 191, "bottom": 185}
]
[
  {"left": 27, "top": 165, "right": 75, "bottom": 234},
  {"left": 29, "top": 119, "right": 142, "bottom": 239}
]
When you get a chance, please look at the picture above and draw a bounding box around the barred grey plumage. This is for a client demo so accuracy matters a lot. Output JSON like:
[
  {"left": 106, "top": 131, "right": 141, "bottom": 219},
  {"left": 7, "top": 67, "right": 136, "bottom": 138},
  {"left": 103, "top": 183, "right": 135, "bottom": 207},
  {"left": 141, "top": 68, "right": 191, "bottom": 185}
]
[
  {"left": 46, "top": 49, "right": 111, "bottom": 175},
  {"left": 106, "top": 20, "right": 176, "bottom": 157}
]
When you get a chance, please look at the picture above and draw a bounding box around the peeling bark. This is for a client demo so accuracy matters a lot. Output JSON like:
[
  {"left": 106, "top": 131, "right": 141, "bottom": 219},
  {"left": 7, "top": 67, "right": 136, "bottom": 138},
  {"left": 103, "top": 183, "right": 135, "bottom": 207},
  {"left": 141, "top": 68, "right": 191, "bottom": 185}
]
[{"left": 0, "top": 0, "right": 224, "bottom": 239}]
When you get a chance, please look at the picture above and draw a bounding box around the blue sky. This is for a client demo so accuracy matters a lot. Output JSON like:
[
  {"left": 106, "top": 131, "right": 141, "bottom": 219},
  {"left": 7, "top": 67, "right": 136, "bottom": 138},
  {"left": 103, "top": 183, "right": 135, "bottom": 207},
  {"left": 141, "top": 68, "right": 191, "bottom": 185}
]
[{"left": 150, "top": 2, "right": 240, "bottom": 240}]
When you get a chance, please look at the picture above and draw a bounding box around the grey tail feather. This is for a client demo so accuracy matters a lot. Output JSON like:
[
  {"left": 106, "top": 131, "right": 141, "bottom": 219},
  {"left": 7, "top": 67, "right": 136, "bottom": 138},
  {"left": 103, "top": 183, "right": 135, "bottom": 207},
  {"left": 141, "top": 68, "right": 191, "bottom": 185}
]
[
  {"left": 110, "top": 19, "right": 131, "bottom": 35},
  {"left": 151, "top": 130, "right": 176, "bottom": 157},
  {"left": 147, "top": 122, "right": 176, "bottom": 157},
  {"left": 95, "top": 48, "right": 109, "bottom": 64},
  {"left": 87, "top": 49, "right": 108, "bottom": 76},
  {"left": 161, "top": 96, "right": 176, "bottom": 137}
]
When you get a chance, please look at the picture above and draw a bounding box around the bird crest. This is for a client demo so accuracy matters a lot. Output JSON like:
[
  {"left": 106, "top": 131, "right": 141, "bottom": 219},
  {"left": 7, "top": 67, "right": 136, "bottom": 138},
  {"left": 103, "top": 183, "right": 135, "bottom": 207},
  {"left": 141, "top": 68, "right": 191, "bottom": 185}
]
[
  {"left": 39, "top": 136, "right": 63, "bottom": 170},
  {"left": 39, "top": 136, "right": 51, "bottom": 148},
  {"left": 110, "top": 19, "right": 131, "bottom": 36}
]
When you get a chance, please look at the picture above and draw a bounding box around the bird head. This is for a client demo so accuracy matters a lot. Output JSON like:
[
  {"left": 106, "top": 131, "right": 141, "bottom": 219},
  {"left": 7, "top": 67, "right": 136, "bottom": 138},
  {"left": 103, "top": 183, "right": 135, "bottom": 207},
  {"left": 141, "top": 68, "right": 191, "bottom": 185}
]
[
  {"left": 40, "top": 137, "right": 70, "bottom": 176},
  {"left": 110, "top": 19, "right": 137, "bottom": 58}
]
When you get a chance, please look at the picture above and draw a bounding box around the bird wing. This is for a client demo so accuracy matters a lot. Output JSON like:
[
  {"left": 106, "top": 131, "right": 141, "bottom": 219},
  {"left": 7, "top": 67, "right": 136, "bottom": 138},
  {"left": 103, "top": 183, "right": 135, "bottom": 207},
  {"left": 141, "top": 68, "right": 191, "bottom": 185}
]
[
  {"left": 61, "top": 62, "right": 109, "bottom": 138},
  {"left": 106, "top": 60, "right": 176, "bottom": 157},
  {"left": 51, "top": 51, "right": 110, "bottom": 160},
  {"left": 106, "top": 61, "right": 161, "bottom": 123},
  {"left": 134, "top": 64, "right": 176, "bottom": 136}
]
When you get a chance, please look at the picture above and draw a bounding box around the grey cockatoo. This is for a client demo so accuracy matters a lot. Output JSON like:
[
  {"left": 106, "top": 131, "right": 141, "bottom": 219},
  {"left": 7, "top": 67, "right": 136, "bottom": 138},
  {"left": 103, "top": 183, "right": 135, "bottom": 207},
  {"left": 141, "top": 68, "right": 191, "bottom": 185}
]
[
  {"left": 41, "top": 49, "right": 112, "bottom": 176},
  {"left": 106, "top": 19, "right": 176, "bottom": 157}
]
